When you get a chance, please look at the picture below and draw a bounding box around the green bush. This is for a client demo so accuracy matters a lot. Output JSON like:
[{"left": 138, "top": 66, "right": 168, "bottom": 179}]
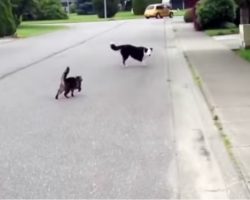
[
  {"left": 22, "top": 0, "right": 68, "bottom": 21},
  {"left": 0, "top": 0, "right": 16, "bottom": 37},
  {"left": 132, "top": 0, "right": 146, "bottom": 15},
  {"left": 92, "top": 0, "right": 119, "bottom": 18},
  {"left": 37, "top": 0, "right": 68, "bottom": 20},
  {"left": 184, "top": 8, "right": 193, "bottom": 23},
  {"left": 197, "top": 0, "right": 236, "bottom": 29}
]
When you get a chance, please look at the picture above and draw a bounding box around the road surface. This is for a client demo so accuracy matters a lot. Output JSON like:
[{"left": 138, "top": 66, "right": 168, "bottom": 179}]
[{"left": 0, "top": 18, "right": 236, "bottom": 198}]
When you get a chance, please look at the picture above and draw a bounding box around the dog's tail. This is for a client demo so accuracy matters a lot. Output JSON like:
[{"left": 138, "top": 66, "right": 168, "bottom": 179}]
[
  {"left": 110, "top": 43, "right": 122, "bottom": 51},
  {"left": 61, "top": 66, "right": 70, "bottom": 83}
]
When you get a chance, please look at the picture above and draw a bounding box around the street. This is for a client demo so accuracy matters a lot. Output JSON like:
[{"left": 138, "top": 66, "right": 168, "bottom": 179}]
[{"left": 0, "top": 18, "right": 235, "bottom": 198}]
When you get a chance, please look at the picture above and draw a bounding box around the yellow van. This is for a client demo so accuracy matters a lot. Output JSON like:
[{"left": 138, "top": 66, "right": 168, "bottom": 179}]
[{"left": 144, "top": 4, "right": 173, "bottom": 19}]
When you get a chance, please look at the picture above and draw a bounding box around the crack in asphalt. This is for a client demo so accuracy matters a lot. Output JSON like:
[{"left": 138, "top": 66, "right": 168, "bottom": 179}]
[
  {"left": 0, "top": 22, "right": 126, "bottom": 82},
  {"left": 164, "top": 20, "right": 181, "bottom": 199}
]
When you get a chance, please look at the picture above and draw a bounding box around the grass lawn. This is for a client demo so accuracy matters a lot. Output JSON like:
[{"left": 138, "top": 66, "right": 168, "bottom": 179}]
[
  {"left": 16, "top": 11, "right": 143, "bottom": 38},
  {"left": 236, "top": 49, "right": 250, "bottom": 62},
  {"left": 173, "top": 9, "right": 186, "bottom": 16},
  {"left": 114, "top": 11, "right": 143, "bottom": 20},
  {"left": 205, "top": 28, "right": 239, "bottom": 36},
  {"left": 22, "top": 12, "right": 143, "bottom": 25},
  {"left": 16, "top": 24, "right": 67, "bottom": 38}
]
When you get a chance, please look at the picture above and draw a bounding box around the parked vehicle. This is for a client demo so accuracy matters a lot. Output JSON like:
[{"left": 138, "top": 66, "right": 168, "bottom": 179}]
[{"left": 144, "top": 3, "right": 174, "bottom": 19}]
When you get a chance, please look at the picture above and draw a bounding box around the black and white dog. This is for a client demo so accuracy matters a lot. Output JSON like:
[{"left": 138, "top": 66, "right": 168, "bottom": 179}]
[
  {"left": 110, "top": 43, "right": 153, "bottom": 66},
  {"left": 55, "top": 67, "right": 82, "bottom": 99}
]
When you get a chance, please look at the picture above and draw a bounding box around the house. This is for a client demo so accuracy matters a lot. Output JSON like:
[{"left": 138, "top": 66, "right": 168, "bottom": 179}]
[
  {"left": 76, "top": 0, "right": 95, "bottom": 15},
  {"left": 61, "top": 0, "right": 76, "bottom": 6},
  {"left": 61, "top": 0, "right": 77, "bottom": 4},
  {"left": 61, "top": 0, "right": 94, "bottom": 14}
]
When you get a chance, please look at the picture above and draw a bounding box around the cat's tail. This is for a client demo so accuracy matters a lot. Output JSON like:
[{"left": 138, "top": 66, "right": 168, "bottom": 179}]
[{"left": 61, "top": 66, "right": 70, "bottom": 83}]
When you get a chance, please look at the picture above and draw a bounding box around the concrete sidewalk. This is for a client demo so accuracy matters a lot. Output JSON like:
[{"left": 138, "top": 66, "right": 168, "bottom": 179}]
[
  {"left": 173, "top": 22, "right": 250, "bottom": 198},
  {"left": 213, "top": 34, "right": 242, "bottom": 50}
]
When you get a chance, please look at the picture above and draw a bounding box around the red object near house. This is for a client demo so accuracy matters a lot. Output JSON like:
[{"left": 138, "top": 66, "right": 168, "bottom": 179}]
[
  {"left": 170, "top": 0, "right": 199, "bottom": 9},
  {"left": 185, "top": 0, "right": 199, "bottom": 8}
]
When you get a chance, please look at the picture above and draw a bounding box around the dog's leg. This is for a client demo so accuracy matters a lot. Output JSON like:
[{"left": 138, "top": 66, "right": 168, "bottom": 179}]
[
  {"left": 71, "top": 89, "right": 74, "bottom": 97},
  {"left": 122, "top": 53, "right": 129, "bottom": 67},
  {"left": 123, "top": 57, "right": 129, "bottom": 67}
]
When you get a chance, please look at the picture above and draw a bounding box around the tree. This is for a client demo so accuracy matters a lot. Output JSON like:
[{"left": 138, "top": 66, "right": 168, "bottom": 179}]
[
  {"left": 11, "top": 0, "right": 68, "bottom": 23},
  {"left": 10, "top": 0, "right": 37, "bottom": 26},
  {"left": 0, "top": 0, "right": 16, "bottom": 37},
  {"left": 132, "top": 0, "right": 146, "bottom": 15},
  {"left": 36, "top": 0, "right": 68, "bottom": 20},
  {"left": 92, "top": 0, "right": 119, "bottom": 18},
  {"left": 132, "top": 0, "right": 161, "bottom": 15}
]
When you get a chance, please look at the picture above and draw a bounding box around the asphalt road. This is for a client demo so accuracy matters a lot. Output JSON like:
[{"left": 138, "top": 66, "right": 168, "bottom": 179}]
[
  {"left": 0, "top": 18, "right": 237, "bottom": 199},
  {"left": 0, "top": 19, "right": 178, "bottom": 198}
]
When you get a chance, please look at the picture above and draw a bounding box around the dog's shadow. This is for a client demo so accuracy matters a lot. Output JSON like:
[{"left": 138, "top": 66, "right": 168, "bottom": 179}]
[{"left": 121, "top": 64, "right": 149, "bottom": 69}]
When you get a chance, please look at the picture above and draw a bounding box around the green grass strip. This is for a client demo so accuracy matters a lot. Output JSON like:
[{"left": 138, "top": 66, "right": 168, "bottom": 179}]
[
  {"left": 22, "top": 12, "right": 143, "bottom": 25},
  {"left": 17, "top": 24, "right": 66, "bottom": 38},
  {"left": 205, "top": 28, "right": 239, "bottom": 36},
  {"left": 236, "top": 49, "right": 250, "bottom": 62}
]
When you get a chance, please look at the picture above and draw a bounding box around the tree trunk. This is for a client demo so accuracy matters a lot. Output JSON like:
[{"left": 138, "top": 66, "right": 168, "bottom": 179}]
[{"left": 240, "top": 6, "right": 250, "bottom": 24}]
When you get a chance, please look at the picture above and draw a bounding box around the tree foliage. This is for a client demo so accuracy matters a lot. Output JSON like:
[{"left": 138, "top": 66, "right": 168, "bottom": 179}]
[
  {"left": 35, "top": 0, "right": 68, "bottom": 20},
  {"left": 197, "top": 0, "right": 236, "bottom": 29},
  {"left": 132, "top": 0, "right": 146, "bottom": 15},
  {"left": 0, "top": 0, "right": 16, "bottom": 37},
  {"left": 132, "top": 0, "right": 161, "bottom": 15},
  {"left": 11, "top": 0, "right": 68, "bottom": 23},
  {"left": 92, "top": 0, "right": 119, "bottom": 18},
  {"left": 10, "top": 0, "right": 37, "bottom": 25}
]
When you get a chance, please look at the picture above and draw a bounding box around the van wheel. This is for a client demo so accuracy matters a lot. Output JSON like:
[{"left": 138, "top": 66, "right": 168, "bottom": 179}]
[
  {"left": 156, "top": 13, "right": 161, "bottom": 18},
  {"left": 169, "top": 12, "right": 173, "bottom": 18},
  {"left": 145, "top": 16, "right": 150, "bottom": 19}
]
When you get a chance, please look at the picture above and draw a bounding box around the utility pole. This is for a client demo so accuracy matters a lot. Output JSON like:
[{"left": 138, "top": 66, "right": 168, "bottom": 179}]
[
  {"left": 66, "top": 0, "right": 70, "bottom": 15},
  {"left": 104, "top": 0, "right": 107, "bottom": 19}
]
